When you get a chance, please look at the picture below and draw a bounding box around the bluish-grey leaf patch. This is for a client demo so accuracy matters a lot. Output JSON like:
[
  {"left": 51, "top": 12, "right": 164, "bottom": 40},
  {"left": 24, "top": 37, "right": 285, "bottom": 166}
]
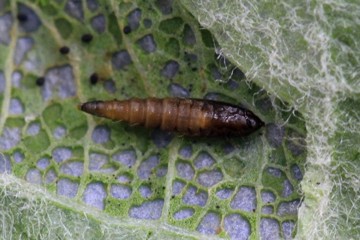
[
  {"left": 194, "top": 152, "right": 215, "bottom": 169},
  {"left": 129, "top": 199, "right": 164, "bottom": 220},
  {"left": 196, "top": 169, "right": 223, "bottom": 187},
  {"left": 173, "top": 208, "right": 194, "bottom": 220},
  {"left": 0, "top": 154, "right": 11, "bottom": 173},
  {"left": 230, "top": 187, "right": 257, "bottom": 212},
  {"left": 178, "top": 145, "right": 192, "bottom": 159},
  {"left": 139, "top": 185, "right": 152, "bottom": 198},
  {"left": 14, "top": 37, "right": 33, "bottom": 65},
  {"left": 261, "top": 206, "right": 274, "bottom": 214},
  {"left": 277, "top": 199, "right": 301, "bottom": 216},
  {"left": 196, "top": 212, "right": 220, "bottom": 235},
  {"left": 111, "top": 184, "right": 132, "bottom": 199},
  {"left": 83, "top": 182, "right": 107, "bottom": 210},
  {"left": 261, "top": 190, "right": 276, "bottom": 203},
  {"left": 65, "top": 0, "right": 84, "bottom": 21},
  {"left": 216, "top": 188, "right": 233, "bottom": 199},
  {"left": 161, "top": 60, "right": 179, "bottom": 79},
  {"left": 45, "top": 169, "right": 57, "bottom": 184},
  {"left": 168, "top": 83, "right": 189, "bottom": 98},
  {"left": 25, "top": 168, "right": 42, "bottom": 184},
  {"left": 224, "top": 214, "right": 251, "bottom": 240},
  {"left": 182, "top": 185, "right": 208, "bottom": 206},
  {"left": 60, "top": 161, "right": 84, "bottom": 177},
  {"left": 42, "top": 65, "right": 76, "bottom": 101},
  {"left": 27, "top": 122, "right": 40, "bottom": 136},
  {"left": 176, "top": 161, "right": 194, "bottom": 180},
  {"left": 37, "top": 157, "right": 50, "bottom": 170},
  {"left": 282, "top": 179, "right": 294, "bottom": 197},
  {"left": 12, "top": 151, "right": 24, "bottom": 163},
  {"left": 57, "top": 178, "right": 78, "bottom": 198},
  {"left": 52, "top": 147, "right": 72, "bottom": 163},
  {"left": 18, "top": 3, "right": 41, "bottom": 32},
  {"left": 0, "top": 13, "right": 12, "bottom": 45},
  {"left": 91, "top": 14, "right": 105, "bottom": 33},
  {"left": 260, "top": 218, "right": 280, "bottom": 240},
  {"left": 11, "top": 71, "right": 22, "bottom": 88},
  {"left": 172, "top": 180, "right": 185, "bottom": 195},
  {"left": 112, "top": 149, "right": 136, "bottom": 168},
  {"left": 111, "top": 50, "right": 132, "bottom": 70},
  {"left": 137, "top": 34, "right": 157, "bottom": 53},
  {"left": 0, "top": 127, "right": 21, "bottom": 150},
  {"left": 127, "top": 8, "right": 141, "bottom": 31},
  {"left": 9, "top": 98, "right": 24, "bottom": 115},
  {"left": 137, "top": 155, "right": 160, "bottom": 179},
  {"left": 92, "top": 125, "right": 110, "bottom": 144}
]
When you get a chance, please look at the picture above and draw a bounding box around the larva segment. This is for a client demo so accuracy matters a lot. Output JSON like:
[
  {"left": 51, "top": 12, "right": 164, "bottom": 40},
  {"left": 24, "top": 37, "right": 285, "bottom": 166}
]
[
  {"left": 160, "top": 98, "right": 178, "bottom": 131},
  {"left": 176, "top": 99, "right": 192, "bottom": 134},
  {"left": 128, "top": 98, "right": 145, "bottom": 125},
  {"left": 188, "top": 100, "right": 207, "bottom": 135},
  {"left": 145, "top": 98, "right": 162, "bottom": 128},
  {"left": 79, "top": 98, "right": 264, "bottom": 136}
]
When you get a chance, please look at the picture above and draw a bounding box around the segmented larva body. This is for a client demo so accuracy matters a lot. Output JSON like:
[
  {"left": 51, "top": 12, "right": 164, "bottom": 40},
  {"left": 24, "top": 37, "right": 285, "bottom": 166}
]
[{"left": 80, "top": 98, "right": 264, "bottom": 136}]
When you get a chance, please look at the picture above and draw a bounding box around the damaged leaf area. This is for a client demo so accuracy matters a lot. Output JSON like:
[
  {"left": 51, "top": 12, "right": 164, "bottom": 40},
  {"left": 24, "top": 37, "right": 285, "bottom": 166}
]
[
  {"left": 181, "top": 0, "right": 360, "bottom": 239},
  {"left": 0, "top": 1, "right": 306, "bottom": 239}
]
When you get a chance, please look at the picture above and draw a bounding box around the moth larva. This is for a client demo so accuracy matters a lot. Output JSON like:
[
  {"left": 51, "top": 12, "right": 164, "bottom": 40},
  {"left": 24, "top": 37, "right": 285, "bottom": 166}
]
[{"left": 79, "top": 98, "right": 264, "bottom": 136}]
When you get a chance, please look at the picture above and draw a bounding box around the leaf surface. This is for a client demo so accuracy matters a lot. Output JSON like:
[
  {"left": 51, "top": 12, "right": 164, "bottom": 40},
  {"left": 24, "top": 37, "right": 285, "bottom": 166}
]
[{"left": 0, "top": 1, "right": 313, "bottom": 239}]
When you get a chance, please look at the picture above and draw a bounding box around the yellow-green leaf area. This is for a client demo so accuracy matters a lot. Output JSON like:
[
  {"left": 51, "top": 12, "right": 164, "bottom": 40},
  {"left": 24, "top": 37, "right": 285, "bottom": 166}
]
[{"left": 0, "top": 1, "right": 308, "bottom": 239}]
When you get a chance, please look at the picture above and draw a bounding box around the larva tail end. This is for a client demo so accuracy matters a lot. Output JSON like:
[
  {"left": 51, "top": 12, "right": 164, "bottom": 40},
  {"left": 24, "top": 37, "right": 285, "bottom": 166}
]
[
  {"left": 78, "top": 102, "right": 91, "bottom": 112},
  {"left": 77, "top": 103, "right": 84, "bottom": 111},
  {"left": 78, "top": 101, "right": 104, "bottom": 116}
]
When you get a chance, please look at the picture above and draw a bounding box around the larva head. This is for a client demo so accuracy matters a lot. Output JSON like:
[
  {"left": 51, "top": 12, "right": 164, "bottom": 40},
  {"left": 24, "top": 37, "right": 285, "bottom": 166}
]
[
  {"left": 243, "top": 111, "right": 265, "bottom": 133},
  {"left": 210, "top": 102, "right": 265, "bottom": 136},
  {"left": 222, "top": 110, "right": 264, "bottom": 136}
]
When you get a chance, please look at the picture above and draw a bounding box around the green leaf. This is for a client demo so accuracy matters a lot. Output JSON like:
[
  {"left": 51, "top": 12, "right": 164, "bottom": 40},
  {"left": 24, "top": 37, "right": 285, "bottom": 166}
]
[
  {"left": 5, "top": 0, "right": 354, "bottom": 239},
  {"left": 181, "top": 0, "right": 360, "bottom": 239}
]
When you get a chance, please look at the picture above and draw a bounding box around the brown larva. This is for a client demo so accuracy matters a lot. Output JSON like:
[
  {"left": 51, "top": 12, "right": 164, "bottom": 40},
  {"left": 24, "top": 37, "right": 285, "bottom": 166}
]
[{"left": 79, "top": 98, "right": 264, "bottom": 136}]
